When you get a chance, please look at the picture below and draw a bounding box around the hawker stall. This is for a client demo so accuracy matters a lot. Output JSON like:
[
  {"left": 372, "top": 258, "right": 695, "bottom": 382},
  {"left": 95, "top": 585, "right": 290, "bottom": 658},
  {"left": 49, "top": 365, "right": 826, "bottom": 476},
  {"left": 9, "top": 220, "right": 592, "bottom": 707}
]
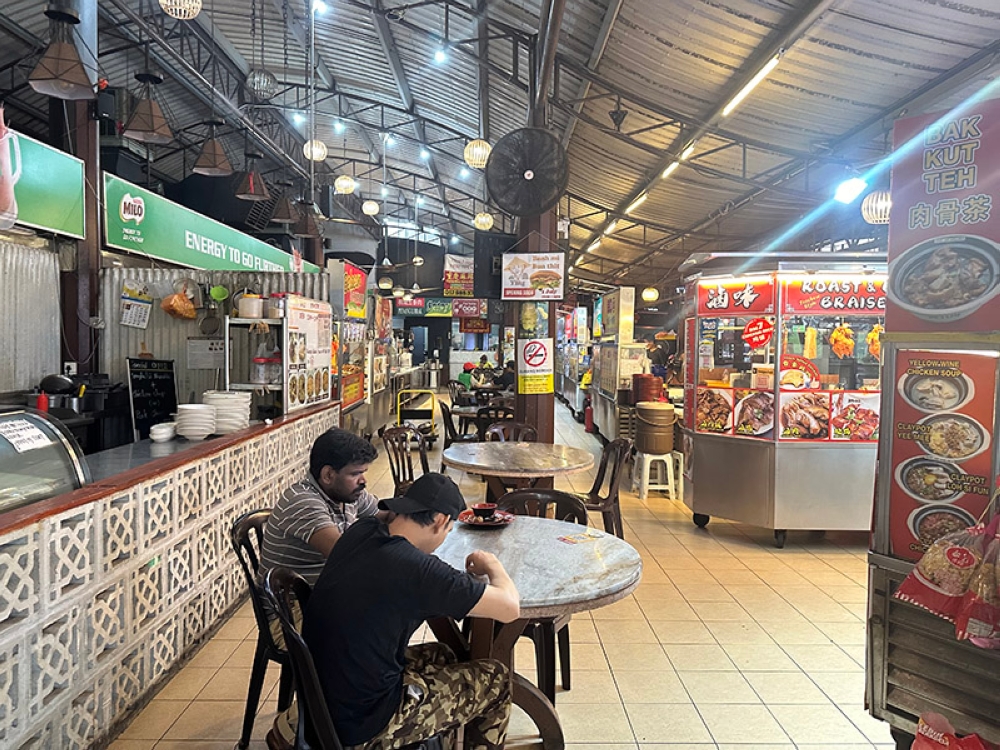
[
  {"left": 591, "top": 288, "right": 647, "bottom": 441},
  {"left": 681, "top": 252, "right": 886, "bottom": 547},
  {"left": 328, "top": 260, "right": 369, "bottom": 435}
]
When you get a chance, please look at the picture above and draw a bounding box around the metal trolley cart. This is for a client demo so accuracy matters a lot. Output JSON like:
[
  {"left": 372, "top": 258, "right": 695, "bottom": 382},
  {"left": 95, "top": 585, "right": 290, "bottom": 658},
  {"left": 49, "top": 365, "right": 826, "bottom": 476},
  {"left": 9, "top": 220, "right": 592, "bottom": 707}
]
[{"left": 396, "top": 389, "right": 439, "bottom": 446}]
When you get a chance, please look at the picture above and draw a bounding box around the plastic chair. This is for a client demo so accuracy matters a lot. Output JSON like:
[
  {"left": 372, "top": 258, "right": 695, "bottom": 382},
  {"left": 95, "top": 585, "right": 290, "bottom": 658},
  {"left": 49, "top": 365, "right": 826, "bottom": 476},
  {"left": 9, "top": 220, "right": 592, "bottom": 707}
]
[
  {"left": 497, "top": 489, "right": 588, "bottom": 702},
  {"left": 475, "top": 406, "right": 514, "bottom": 441},
  {"left": 263, "top": 568, "right": 446, "bottom": 750},
  {"left": 229, "top": 510, "right": 294, "bottom": 750},
  {"left": 438, "top": 400, "right": 479, "bottom": 471},
  {"left": 382, "top": 426, "right": 431, "bottom": 496},
  {"left": 575, "top": 438, "right": 633, "bottom": 538},
  {"left": 483, "top": 421, "right": 537, "bottom": 443},
  {"left": 473, "top": 387, "right": 503, "bottom": 406},
  {"left": 446, "top": 379, "right": 473, "bottom": 406}
]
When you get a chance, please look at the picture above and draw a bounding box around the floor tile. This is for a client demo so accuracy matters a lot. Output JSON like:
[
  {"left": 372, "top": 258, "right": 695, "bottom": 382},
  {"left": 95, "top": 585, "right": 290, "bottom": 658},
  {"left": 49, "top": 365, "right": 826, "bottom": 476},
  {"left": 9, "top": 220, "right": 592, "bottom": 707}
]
[
  {"left": 595, "top": 618, "right": 660, "bottom": 644},
  {"left": 556, "top": 703, "right": 635, "bottom": 744},
  {"left": 160, "top": 700, "right": 247, "bottom": 741},
  {"left": 647, "top": 620, "right": 716, "bottom": 644},
  {"left": 687, "top": 601, "right": 751, "bottom": 621},
  {"left": 108, "top": 740, "right": 157, "bottom": 750},
  {"left": 185, "top": 639, "right": 241, "bottom": 669},
  {"left": 626, "top": 703, "right": 712, "bottom": 744},
  {"left": 615, "top": 669, "right": 690, "bottom": 704},
  {"left": 704, "top": 620, "right": 774, "bottom": 645},
  {"left": 637, "top": 599, "right": 700, "bottom": 621},
  {"left": 743, "top": 671, "right": 832, "bottom": 705},
  {"left": 563, "top": 642, "right": 612, "bottom": 670},
  {"left": 662, "top": 644, "right": 736, "bottom": 671},
  {"left": 697, "top": 704, "right": 790, "bottom": 744},
  {"left": 839, "top": 704, "right": 896, "bottom": 744},
  {"left": 782, "top": 644, "right": 864, "bottom": 673},
  {"left": 196, "top": 666, "right": 279, "bottom": 702},
  {"left": 769, "top": 704, "right": 869, "bottom": 745},
  {"left": 808, "top": 671, "right": 868, "bottom": 705},
  {"left": 813, "top": 621, "right": 866, "bottom": 646},
  {"left": 721, "top": 644, "right": 800, "bottom": 672},
  {"left": 155, "top": 667, "right": 218, "bottom": 701},
  {"left": 119, "top": 700, "right": 190, "bottom": 741},
  {"left": 592, "top": 597, "right": 646, "bottom": 620},
  {"left": 553, "top": 667, "right": 619, "bottom": 704},
  {"left": 603, "top": 642, "right": 672, "bottom": 671},
  {"left": 678, "top": 670, "right": 760, "bottom": 704}
]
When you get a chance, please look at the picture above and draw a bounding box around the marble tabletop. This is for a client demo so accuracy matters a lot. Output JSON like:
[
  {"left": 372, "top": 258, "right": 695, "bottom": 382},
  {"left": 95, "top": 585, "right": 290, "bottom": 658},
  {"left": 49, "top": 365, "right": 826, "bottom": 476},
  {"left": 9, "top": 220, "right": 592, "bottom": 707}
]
[
  {"left": 435, "top": 516, "right": 642, "bottom": 619},
  {"left": 441, "top": 442, "right": 594, "bottom": 478}
]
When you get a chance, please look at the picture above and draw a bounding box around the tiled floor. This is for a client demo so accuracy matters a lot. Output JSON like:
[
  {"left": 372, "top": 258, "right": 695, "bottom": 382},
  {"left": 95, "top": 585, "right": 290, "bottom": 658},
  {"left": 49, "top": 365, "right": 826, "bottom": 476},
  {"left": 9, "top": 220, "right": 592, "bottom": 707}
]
[{"left": 109, "top": 402, "right": 894, "bottom": 750}]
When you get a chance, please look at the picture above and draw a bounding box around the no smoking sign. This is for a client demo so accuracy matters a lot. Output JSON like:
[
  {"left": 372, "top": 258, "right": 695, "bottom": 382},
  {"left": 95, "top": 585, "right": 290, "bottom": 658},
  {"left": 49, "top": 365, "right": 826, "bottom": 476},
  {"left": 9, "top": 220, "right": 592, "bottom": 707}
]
[
  {"left": 517, "top": 337, "right": 554, "bottom": 394},
  {"left": 523, "top": 340, "right": 548, "bottom": 368}
]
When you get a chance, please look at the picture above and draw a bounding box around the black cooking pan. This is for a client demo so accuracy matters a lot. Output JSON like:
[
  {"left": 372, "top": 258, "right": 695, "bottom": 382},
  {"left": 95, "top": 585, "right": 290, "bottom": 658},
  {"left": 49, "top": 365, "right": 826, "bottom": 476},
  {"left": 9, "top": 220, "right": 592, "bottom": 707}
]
[{"left": 40, "top": 373, "right": 75, "bottom": 394}]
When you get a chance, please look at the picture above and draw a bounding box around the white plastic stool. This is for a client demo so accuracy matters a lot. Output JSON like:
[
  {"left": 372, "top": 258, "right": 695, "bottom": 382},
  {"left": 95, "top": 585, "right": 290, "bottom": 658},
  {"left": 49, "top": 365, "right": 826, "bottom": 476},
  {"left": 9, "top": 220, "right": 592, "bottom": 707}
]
[{"left": 632, "top": 451, "right": 677, "bottom": 500}]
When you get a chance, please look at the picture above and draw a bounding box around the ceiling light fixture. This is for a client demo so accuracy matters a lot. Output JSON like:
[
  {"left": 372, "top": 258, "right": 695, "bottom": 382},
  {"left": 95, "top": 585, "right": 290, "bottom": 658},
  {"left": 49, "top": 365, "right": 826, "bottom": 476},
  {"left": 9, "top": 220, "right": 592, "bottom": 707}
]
[
  {"left": 291, "top": 200, "right": 321, "bottom": 238},
  {"left": 270, "top": 195, "right": 299, "bottom": 224},
  {"left": 392, "top": 286, "right": 405, "bottom": 298},
  {"left": 641, "top": 286, "right": 659, "bottom": 302},
  {"left": 378, "top": 276, "right": 393, "bottom": 290},
  {"left": 123, "top": 69, "right": 173, "bottom": 144},
  {"left": 28, "top": 6, "right": 95, "bottom": 101},
  {"left": 460, "top": 167, "right": 470, "bottom": 178},
  {"left": 334, "top": 174, "right": 356, "bottom": 194},
  {"left": 159, "top": 0, "right": 202, "bottom": 20},
  {"left": 246, "top": 0, "right": 277, "bottom": 99},
  {"left": 625, "top": 193, "right": 647, "bottom": 215},
  {"left": 464, "top": 138, "right": 492, "bottom": 169},
  {"left": 235, "top": 151, "right": 271, "bottom": 201},
  {"left": 722, "top": 53, "right": 781, "bottom": 117},
  {"left": 292, "top": 112, "right": 305, "bottom": 125},
  {"left": 332, "top": 119, "right": 345, "bottom": 134},
  {"left": 362, "top": 199, "right": 380, "bottom": 216},
  {"left": 312, "top": 0, "right": 328, "bottom": 13},
  {"left": 403, "top": 291, "right": 415, "bottom": 301},
  {"left": 834, "top": 176, "right": 868, "bottom": 204},
  {"left": 192, "top": 121, "right": 233, "bottom": 176},
  {"left": 680, "top": 142, "right": 697, "bottom": 160},
  {"left": 661, "top": 161, "right": 680, "bottom": 179},
  {"left": 474, "top": 212, "right": 494, "bottom": 230},
  {"left": 586, "top": 239, "right": 601, "bottom": 252},
  {"left": 861, "top": 190, "right": 892, "bottom": 224},
  {"left": 603, "top": 220, "right": 618, "bottom": 235},
  {"left": 420, "top": 148, "right": 430, "bottom": 160},
  {"left": 433, "top": 47, "right": 448, "bottom": 64},
  {"left": 450, "top": 235, "right": 459, "bottom": 244},
  {"left": 412, "top": 253, "right": 424, "bottom": 266},
  {"left": 303, "top": 138, "right": 328, "bottom": 161}
]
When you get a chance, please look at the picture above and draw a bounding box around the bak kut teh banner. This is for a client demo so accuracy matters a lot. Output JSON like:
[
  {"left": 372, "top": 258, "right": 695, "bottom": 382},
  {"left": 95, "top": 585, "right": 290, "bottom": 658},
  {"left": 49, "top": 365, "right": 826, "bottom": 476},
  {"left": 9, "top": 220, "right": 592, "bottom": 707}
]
[{"left": 886, "top": 98, "right": 1000, "bottom": 333}]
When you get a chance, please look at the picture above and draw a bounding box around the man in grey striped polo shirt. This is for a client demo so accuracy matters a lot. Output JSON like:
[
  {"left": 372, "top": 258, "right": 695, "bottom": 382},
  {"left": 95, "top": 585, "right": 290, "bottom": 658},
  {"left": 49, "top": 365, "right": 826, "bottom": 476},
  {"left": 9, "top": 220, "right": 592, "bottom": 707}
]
[{"left": 260, "top": 428, "right": 388, "bottom": 586}]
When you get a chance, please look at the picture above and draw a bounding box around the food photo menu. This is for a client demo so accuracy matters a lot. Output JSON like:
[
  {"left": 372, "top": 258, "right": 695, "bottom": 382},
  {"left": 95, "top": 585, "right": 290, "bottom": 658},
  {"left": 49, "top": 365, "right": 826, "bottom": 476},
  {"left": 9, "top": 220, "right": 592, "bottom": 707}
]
[{"left": 887, "top": 349, "right": 997, "bottom": 561}]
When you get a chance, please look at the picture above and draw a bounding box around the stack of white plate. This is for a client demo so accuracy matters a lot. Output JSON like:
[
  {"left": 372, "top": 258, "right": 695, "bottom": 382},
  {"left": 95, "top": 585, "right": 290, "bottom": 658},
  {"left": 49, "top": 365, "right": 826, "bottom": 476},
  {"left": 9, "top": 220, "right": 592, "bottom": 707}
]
[
  {"left": 202, "top": 390, "right": 252, "bottom": 434},
  {"left": 175, "top": 404, "right": 216, "bottom": 441}
]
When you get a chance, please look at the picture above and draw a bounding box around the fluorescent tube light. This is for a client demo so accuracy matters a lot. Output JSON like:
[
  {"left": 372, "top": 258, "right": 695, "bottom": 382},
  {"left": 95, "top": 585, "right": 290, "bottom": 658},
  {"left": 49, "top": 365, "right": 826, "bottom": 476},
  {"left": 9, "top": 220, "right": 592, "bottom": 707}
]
[{"left": 722, "top": 54, "right": 780, "bottom": 117}]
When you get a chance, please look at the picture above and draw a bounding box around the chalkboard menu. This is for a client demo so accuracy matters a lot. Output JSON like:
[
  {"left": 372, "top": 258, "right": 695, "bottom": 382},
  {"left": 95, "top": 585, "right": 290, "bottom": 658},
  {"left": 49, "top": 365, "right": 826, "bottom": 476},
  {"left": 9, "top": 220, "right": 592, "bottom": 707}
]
[{"left": 127, "top": 358, "right": 178, "bottom": 440}]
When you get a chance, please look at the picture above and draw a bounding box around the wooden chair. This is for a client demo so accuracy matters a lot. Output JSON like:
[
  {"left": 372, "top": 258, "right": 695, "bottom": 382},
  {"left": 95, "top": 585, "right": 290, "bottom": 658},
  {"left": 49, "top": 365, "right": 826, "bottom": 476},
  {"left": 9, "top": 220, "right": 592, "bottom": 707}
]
[
  {"left": 475, "top": 406, "right": 514, "bottom": 441},
  {"left": 446, "top": 379, "right": 473, "bottom": 406},
  {"left": 484, "top": 421, "right": 537, "bottom": 443},
  {"left": 263, "top": 568, "right": 447, "bottom": 750},
  {"left": 381, "top": 426, "right": 431, "bottom": 496},
  {"left": 573, "top": 438, "right": 633, "bottom": 538},
  {"left": 229, "top": 510, "right": 294, "bottom": 750},
  {"left": 473, "top": 387, "right": 503, "bottom": 406},
  {"left": 497, "top": 489, "right": 588, "bottom": 703},
  {"left": 438, "top": 400, "right": 479, "bottom": 471}
]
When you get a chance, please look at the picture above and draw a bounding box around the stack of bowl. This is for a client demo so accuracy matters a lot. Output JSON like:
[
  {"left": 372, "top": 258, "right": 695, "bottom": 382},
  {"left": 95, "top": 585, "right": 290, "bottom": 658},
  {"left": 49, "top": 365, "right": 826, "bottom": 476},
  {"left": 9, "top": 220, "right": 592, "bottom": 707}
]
[
  {"left": 149, "top": 422, "right": 176, "bottom": 443},
  {"left": 175, "top": 404, "right": 216, "bottom": 440},
  {"left": 202, "top": 390, "right": 252, "bottom": 434}
]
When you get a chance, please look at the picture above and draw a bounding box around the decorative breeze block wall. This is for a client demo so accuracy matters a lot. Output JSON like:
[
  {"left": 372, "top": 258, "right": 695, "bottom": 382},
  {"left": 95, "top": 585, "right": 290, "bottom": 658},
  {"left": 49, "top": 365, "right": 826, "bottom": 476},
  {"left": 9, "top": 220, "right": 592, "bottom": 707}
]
[{"left": 0, "top": 407, "right": 339, "bottom": 749}]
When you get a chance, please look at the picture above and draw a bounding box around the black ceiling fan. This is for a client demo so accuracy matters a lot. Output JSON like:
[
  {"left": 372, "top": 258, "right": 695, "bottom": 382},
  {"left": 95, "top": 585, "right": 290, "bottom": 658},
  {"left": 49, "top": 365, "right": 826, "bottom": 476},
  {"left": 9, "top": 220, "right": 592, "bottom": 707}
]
[{"left": 485, "top": 128, "right": 569, "bottom": 217}]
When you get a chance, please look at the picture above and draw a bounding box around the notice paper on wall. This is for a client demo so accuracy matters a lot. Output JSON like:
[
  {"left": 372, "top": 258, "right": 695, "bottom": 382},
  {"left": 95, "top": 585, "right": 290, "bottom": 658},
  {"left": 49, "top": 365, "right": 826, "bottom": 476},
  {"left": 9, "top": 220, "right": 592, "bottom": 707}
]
[
  {"left": 187, "top": 338, "right": 226, "bottom": 370},
  {"left": 120, "top": 280, "right": 153, "bottom": 329},
  {"left": 0, "top": 418, "right": 53, "bottom": 453}
]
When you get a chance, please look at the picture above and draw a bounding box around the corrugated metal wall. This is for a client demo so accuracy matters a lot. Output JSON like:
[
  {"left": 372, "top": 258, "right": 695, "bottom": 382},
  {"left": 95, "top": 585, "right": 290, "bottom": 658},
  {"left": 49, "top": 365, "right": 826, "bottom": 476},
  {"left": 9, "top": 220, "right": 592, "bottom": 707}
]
[
  {"left": 99, "top": 268, "right": 330, "bottom": 401},
  {"left": 0, "top": 238, "right": 61, "bottom": 391}
]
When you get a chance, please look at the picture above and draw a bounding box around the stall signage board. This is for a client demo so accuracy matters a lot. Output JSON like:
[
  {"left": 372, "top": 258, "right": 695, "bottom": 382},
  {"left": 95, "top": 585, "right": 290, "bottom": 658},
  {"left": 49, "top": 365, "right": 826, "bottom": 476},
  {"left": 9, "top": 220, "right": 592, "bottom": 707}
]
[
  {"left": 460, "top": 318, "right": 491, "bottom": 333},
  {"left": 887, "top": 349, "right": 997, "bottom": 561},
  {"left": 684, "top": 317, "right": 696, "bottom": 429},
  {"left": 104, "top": 174, "right": 320, "bottom": 273},
  {"left": 2, "top": 128, "right": 85, "bottom": 238},
  {"left": 502, "top": 253, "right": 565, "bottom": 300},
  {"left": 126, "top": 358, "right": 177, "bottom": 440},
  {"left": 696, "top": 277, "right": 774, "bottom": 315},
  {"left": 593, "top": 296, "right": 603, "bottom": 338},
  {"left": 424, "top": 298, "right": 453, "bottom": 317},
  {"left": 887, "top": 100, "right": 1000, "bottom": 333},
  {"left": 782, "top": 276, "right": 886, "bottom": 314},
  {"left": 342, "top": 262, "right": 367, "bottom": 319},
  {"left": 285, "top": 295, "right": 333, "bottom": 414},
  {"left": 395, "top": 297, "right": 425, "bottom": 316},
  {"left": 575, "top": 307, "right": 589, "bottom": 344},
  {"left": 518, "top": 338, "right": 554, "bottom": 394},
  {"left": 341, "top": 371, "right": 365, "bottom": 409},
  {"left": 742, "top": 318, "right": 775, "bottom": 349},
  {"left": 443, "top": 254, "right": 475, "bottom": 297},
  {"left": 374, "top": 297, "right": 393, "bottom": 339},
  {"left": 451, "top": 298, "right": 487, "bottom": 318}
]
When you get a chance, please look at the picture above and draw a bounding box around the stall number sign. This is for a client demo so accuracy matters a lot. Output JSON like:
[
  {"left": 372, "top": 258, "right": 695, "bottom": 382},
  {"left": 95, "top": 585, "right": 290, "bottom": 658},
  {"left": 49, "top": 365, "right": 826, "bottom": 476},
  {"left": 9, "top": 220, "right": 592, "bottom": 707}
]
[
  {"left": 742, "top": 318, "right": 774, "bottom": 349},
  {"left": 518, "top": 338, "right": 554, "bottom": 394}
]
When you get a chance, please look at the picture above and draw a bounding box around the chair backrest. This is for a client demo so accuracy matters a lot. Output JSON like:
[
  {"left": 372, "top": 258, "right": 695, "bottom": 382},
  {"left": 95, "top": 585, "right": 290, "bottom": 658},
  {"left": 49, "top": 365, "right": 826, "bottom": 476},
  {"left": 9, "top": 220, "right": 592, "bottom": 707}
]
[
  {"left": 230, "top": 509, "right": 283, "bottom": 652},
  {"left": 438, "top": 399, "right": 459, "bottom": 441},
  {"left": 498, "top": 489, "right": 588, "bottom": 525},
  {"left": 382, "top": 426, "right": 430, "bottom": 495},
  {"left": 473, "top": 387, "right": 502, "bottom": 406},
  {"left": 475, "top": 406, "right": 514, "bottom": 440},
  {"left": 446, "top": 380, "right": 467, "bottom": 401},
  {"left": 588, "top": 438, "right": 633, "bottom": 508},
  {"left": 484, "top": 421, "right": 537, "bottom": 443},
  {"left": 264, "top": 568, "right": 345, "bottom": 750}
]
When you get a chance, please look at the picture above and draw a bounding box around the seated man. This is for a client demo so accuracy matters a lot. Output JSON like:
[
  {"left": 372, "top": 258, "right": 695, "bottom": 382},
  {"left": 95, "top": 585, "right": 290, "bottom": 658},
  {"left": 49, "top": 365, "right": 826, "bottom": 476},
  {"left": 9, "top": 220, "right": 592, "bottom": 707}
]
[
  {"left": 457, "top": 361, "right": 476, "bottom": 390},
  {"left": 304, "top": 473, "right": 520, "bottom": 750},
  {"left": 492, "top": 360, "right": 516, "bottom": 391},
  {"left": 260, "top": 428, "right": 382, "bottom": 586},
  {"left": 470, "top": 366, "right": 492, "bottom": 389}
]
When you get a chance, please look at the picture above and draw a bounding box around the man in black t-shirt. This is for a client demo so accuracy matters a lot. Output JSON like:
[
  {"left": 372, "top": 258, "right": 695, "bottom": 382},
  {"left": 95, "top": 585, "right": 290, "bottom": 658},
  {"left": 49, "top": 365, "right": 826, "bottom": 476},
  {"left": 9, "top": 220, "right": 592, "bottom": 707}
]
[
  {"left": 492, "top": 360, "right": 516, "bottom": 391},
  {"left": 303, "top": 473, "right": 519, "bottom": 750}
]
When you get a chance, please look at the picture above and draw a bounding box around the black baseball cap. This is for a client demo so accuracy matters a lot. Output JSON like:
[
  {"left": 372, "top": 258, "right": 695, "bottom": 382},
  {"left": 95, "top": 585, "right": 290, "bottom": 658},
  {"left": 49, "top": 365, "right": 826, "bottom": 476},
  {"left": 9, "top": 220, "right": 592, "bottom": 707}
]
[{"left": 378, "top": 473, "right": 466, "bottom": 519}]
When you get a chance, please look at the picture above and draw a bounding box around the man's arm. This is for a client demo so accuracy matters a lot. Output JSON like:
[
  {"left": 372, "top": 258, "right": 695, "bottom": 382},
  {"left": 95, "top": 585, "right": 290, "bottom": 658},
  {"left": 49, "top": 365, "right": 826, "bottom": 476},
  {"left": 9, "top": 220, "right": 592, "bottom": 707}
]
[
  {"left": 465, "top": 551, "right": 520, "bottom": 623},
  {"left": 307, "top": 525, "right": 343, "bottom": 557}
]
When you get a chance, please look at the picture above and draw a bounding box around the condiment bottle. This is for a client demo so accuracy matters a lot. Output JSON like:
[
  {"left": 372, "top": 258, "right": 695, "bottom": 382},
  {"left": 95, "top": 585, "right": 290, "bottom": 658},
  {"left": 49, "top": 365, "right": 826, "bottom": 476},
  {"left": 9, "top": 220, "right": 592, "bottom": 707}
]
[{"left": 35, "top": 391, "right": 49, "bottom": 412}]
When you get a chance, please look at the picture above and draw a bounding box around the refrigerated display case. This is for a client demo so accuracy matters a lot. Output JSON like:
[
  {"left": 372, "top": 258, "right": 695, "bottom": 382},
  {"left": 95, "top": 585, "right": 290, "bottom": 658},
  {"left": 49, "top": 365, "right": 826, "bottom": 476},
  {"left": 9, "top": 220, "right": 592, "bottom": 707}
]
[
  {"left": 681, "top": 253, "right": 886, "bottom": 547},
  {"left": 590, "top": 289, "right": 648, "bottom": 441},
  {"left": 0, "top": 407, "right": 91, "bottom": 509}
]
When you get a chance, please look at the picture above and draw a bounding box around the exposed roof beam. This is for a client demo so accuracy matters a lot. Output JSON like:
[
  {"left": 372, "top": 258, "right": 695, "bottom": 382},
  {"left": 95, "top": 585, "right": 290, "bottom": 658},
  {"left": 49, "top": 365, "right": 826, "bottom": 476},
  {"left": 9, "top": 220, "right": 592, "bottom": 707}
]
[
  {"left": 476, "top": 0, "right": 490, "bottom": 142},
  {"left": 0, "top": 10, "right": 44, "bottom": 48},
  {"left": 559, "top": 0, "right": 624, "bottom": 148},
  {"left": 530, "top": 0, "right": 566, "bottom": 124},
  {"left": 575, "top": 0, "right": 840, "bottom": 256}
]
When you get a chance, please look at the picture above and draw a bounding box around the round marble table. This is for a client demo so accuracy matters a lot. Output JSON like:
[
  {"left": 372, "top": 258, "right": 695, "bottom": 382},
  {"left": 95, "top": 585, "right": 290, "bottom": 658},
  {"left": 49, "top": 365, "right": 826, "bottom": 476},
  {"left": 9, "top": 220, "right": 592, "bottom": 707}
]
[
  {"left": 429, "top": 516, "right": 642, "bottom": 750},
  {"left": 442, "top": 442, "right": 594, "bottom": 480}
]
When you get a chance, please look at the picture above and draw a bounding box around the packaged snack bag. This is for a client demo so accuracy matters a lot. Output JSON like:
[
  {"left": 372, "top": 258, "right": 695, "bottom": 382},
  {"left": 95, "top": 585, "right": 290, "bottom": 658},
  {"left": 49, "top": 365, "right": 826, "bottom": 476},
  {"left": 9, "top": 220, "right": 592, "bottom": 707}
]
[{"left": 911, "top": 712, "right": 996, "bottom": 750}]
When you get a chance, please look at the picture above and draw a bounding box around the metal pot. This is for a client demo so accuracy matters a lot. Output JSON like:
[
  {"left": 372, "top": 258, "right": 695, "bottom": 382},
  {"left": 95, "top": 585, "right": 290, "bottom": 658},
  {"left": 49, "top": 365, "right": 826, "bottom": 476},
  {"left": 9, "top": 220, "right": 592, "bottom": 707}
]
[{"left": 40, "top": 373, "right": 75, "bottom": 394}]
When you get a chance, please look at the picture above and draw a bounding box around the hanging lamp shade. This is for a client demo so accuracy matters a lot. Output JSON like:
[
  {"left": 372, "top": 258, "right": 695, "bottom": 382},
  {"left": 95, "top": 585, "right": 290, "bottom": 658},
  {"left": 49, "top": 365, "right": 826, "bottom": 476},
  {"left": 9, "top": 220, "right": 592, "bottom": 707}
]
[
  {"left": 474, "top": 211, "right": 494, "bottom": 230},
  {"left": 247, "top": 68, "right": 278, "bottom": 100},
  {"left": 192, "top": 134, "right": 233, "bottom": 176},
  {"left": 292, "top": 201, "right": 321, "bottom": 238},
  {"left": 334, "top": 175, "right": 356, "bottom": 194},
  {"left": 158, "top": 0, "right": 202, "bottom": 19},
  {"left": 861, "top": 190, "right": 892, "bottom": 225},
  {"left": 464, "top": 139, "right": 491, "bottom": 169},
  {"left": 235, "top": 155, "right": 271, "bottom": 201},
  {"left": 303, "top": 139, "right": 328, "bottom": 162},
  {"left": 362, "top": 199, "right": 380, "bottom": 216},
  {"left": 378, "top": 276, "right": 394, "bottom": 290},
  {"left": 123, "top": 95, "right": 173, "bottom": 144},
  {"left": 270, "top": 196, "right": 299, "bottom": 224},
  {"left": 641, "top": 286, "right": 659, "bottom": 303},
  {"left": 392, "top": 286, "right": 405, "bottom": 298},
  {"left": 28, "top": 40, "right": 94, "bottom": 100}
]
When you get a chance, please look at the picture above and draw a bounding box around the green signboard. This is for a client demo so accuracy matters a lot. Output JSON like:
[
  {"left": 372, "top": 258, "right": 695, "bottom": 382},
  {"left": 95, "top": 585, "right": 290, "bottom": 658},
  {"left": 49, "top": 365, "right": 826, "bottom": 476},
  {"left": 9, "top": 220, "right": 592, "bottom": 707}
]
[
  {"left": 103, "top": 173, "right": 319, "bottom": 273},
  {"left": 2, "top": 129, "right": 85, "bottom": 238},
  {"left": 424, "top": 298, "right": 453, "bottom": 317}
]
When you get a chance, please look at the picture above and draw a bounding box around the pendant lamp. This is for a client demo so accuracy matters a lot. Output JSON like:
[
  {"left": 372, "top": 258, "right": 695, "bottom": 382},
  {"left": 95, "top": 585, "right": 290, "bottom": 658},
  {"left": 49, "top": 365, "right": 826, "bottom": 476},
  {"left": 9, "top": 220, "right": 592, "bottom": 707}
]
[
  {"left": 362, "top": 199, "right": 380, "bottom": 216},
  {"left": 235, "top": 152, "right": 270, "bottom": 201},
  {"left": 292, "top": 201, "right": 321, "bottom": 238},
  {"left": 378, "top": 276, "right": 394, "bottom": 290},
  {"left": 474, "top": 212, "right": 494, "bottom": 231},
  {"left": 861, "top": 190, "right": 891, "bottom": 225},
  {"left": 28, "top": 5, "right": 94, "bottom": 101},
  {"left": 159, "top": 0, "right": 202, "bottom": 20},
  {"left": 641, "top": 286, "right": 659, "bottom": 303},
  {"left": 123, "top": 70, "right": 173, "bottom": 144},
  {"left": 464, "top": 139, "right": 491, "bottom": 169},
  {"left": 192, "top": 121, "right": 233, "bottom": 176},
  {"left": 334, "top": 174, "right": 356, "bottom": 194},
  {"left": 270, "top": 183, "right": 299, "bottom": 224}
]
